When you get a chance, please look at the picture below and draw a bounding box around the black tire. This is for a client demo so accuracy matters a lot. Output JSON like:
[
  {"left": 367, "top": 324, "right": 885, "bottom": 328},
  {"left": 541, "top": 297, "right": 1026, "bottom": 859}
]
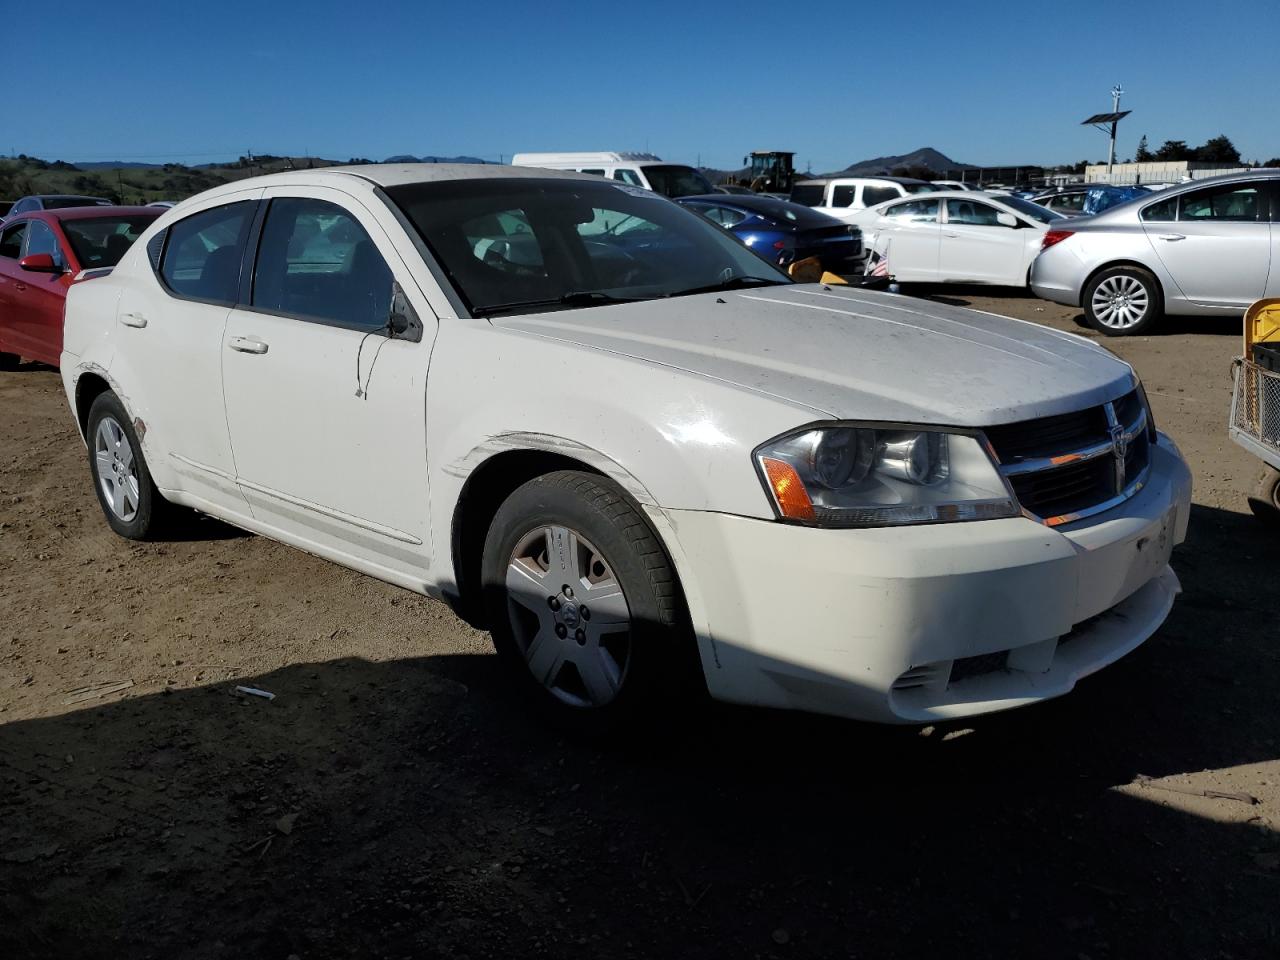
[
  {"left": 480, "top": 470, "right": 700, "bottom": 731},
  {"left": 0, "top": 351, "right": 18, "bottom": 370},
  {"left": 85, "top": 390, "right": 173, "bottom": 540},
  {"left": 1247, "top": 466, "right": 1280, "bottom": 527},
  {"left": 1083, "top": 265, "right": 1163, "bottom": 337}
]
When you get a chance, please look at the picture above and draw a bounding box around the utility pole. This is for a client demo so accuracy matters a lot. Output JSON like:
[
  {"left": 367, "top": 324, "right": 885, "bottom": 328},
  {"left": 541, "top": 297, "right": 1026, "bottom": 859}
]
[{"left": 1106, "top": 84, "right": 1123, "bottom": 176}]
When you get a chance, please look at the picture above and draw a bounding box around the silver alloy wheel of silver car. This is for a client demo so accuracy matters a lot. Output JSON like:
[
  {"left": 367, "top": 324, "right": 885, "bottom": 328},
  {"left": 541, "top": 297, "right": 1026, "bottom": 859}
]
[
  {"left": 94, "top": 415, "right": 140, "bottom": 522},
  {"left": 505, "top": 525, "right": 632, "bottom": 708},
  {"left": 1090, "top": 274, "right": 1151, "bottom": 331}
]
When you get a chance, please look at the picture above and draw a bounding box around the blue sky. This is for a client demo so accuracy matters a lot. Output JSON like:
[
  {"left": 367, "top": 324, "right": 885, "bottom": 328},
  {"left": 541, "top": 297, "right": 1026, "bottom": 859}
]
[{"left": 11, "top": 0, "right": 1279, "bottom": 171}]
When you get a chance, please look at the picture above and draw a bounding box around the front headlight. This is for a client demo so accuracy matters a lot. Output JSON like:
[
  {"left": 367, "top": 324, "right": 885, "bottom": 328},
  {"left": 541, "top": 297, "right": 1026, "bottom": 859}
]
[{"left": 754, "top": 424, "right": 1019, "bottom": 527}]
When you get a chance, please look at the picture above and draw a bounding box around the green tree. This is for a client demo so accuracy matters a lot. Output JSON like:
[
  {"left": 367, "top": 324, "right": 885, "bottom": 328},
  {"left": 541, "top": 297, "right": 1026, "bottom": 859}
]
[
  {"left": 1192, "top": 135, "right": 1240, "bottom": 163},
  {"left": 1153, "top": 140, "right": 1190, "bottom": 161},
  {"left": 1135, "top": 135, "right": 1152, "bottom": 162},
  {"left": 1264, "top": 158, "right": 1280, "bottom": 168}
]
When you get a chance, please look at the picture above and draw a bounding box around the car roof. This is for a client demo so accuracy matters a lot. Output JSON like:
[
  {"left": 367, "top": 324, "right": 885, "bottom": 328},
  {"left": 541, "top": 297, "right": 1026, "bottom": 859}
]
[
  {"left": 10, "top": 206, "right": 159, "bottom": 225},
  {"left": 677, "top": 193, "right": 843, "bottom": 224},
  {"left": 798, "top": 176, "right": 932, "bottom": 187},
  {"left": 230, "top": 163, "right": 602, "bottom": 192}
]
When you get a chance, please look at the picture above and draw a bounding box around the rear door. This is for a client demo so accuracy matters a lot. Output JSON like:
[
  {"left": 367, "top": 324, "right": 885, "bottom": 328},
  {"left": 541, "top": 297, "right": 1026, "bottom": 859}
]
[
  {"left": 873, "top": 198, "right": 941, "bottom": 280},
  {"left": 13, "top": 219, "right": 73, "bottom": 365},
  {"left": 939, "top": 198, "right": 1029, "bottom": 284},
  {"left": 220, "top": 187, "right": 437, "bottom": 579},
  {"left": 112, "top": 193, "right": 261, "bottom": 515},
  {"left": 1141, "top": 179, "right": 1271, "bottom": 309}
]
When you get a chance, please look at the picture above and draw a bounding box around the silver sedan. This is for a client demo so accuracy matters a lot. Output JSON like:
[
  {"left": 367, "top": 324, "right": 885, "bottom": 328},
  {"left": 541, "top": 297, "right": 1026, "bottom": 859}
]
[{"left": 1030, "top": 170, "right": 1278, "bottom": 335}]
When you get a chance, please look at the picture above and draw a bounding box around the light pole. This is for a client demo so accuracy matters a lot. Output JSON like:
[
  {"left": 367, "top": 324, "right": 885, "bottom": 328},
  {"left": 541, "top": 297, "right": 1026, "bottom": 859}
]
[{"left": 1080, "top": 86, "right": 1131, "bottom": 184}]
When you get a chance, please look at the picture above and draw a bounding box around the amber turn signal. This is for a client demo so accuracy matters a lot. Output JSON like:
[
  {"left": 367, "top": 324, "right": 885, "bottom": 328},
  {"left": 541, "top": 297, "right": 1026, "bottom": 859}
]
[{"left": 761, "top": 457, "right": 816, "bottom": 521}]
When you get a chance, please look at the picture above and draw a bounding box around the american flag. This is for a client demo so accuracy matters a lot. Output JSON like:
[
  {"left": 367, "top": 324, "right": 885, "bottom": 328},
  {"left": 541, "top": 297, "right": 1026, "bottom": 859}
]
[{"left": 867, "top": 238, "right": 890, "bottom": 277}]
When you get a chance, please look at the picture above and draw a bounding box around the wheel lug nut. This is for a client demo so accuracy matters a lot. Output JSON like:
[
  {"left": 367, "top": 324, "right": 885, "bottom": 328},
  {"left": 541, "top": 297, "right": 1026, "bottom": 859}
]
[
  {"left": 547, "top": 596, "right": 560, "bottom": 611},
  {"left": 555, "top": 624, "right": 567, "bottom": 639},
  {"left": 575, "top": 629, "right": 586, "bottom": 645},
  {"left": 562, "top": 585, "right": 573, "bottom": 598}
]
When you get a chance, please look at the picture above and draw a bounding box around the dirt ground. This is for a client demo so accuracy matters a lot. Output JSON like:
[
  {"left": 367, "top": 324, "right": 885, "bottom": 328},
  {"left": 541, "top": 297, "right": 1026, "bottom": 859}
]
[{"left": 2, "top": 290, "right": 1278, "bottom": 959}]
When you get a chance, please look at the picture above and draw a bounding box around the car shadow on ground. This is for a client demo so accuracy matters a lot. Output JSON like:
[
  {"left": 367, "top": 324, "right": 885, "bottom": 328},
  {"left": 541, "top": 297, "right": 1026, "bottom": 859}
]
[{"left": 2, "top": 506, "right": 1278, "bottom": 959}]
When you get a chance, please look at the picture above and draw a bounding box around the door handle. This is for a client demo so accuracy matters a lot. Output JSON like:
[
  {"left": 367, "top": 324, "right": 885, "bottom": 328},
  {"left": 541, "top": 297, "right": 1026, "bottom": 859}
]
[
  {"left": 1158, "top": 234, "right": 1186, "bottom": 242},
  {"left": 945, "top": 232, "right": 960, "bottom": 238},
  {"left": 228, "top": 336, "right": 269, "bottom": 355},
  {"left": 119, "top": 312, "right": 148, "bottom": 328},
  {"left": 14, "top": 282, "right": 26, "bottom": 292}
]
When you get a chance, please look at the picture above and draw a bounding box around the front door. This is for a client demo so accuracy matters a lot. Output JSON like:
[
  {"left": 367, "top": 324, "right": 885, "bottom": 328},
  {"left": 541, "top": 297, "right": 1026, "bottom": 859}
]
[
  {"left": 939, "top": 198, "right": 1029, "bottom": 285},
  {"left": 1142, "top": 180, "right": 1272, "bottom": 309},
  {"left": 13, "top": 220, "right": 73, "bottom": 365},
  {"left": 220, "top": 188, "right": 437, "bottom": 580}
]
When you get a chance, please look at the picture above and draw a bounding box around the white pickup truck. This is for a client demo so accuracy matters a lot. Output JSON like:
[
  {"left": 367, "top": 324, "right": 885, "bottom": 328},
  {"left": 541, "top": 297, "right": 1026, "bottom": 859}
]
[
  {"left": 58, "top": 164, "right": 1191, "bottom": 728},
  {"left": 790, "top": 176, "right": 941, "bottom": 225}
]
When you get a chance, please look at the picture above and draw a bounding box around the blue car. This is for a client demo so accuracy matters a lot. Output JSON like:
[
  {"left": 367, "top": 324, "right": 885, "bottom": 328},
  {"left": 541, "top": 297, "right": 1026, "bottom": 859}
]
[
  {"left": 1029, "top": 184, "right": 1151, "bottom": 218},
  {"left": 675, "top": 194, "right": 863, "bottom": 273}
]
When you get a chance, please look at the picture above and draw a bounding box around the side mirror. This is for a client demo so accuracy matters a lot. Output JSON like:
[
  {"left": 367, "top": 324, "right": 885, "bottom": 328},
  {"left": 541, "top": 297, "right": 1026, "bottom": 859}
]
[
  {"left": 388, "top": 282, "right": 423, "bottom": 342},
  {"left": 19, "top": 253, "right": 62, "bottom": 273},
  {"left": 995, "top": 212, "right": 1020, "bottom": 228}
]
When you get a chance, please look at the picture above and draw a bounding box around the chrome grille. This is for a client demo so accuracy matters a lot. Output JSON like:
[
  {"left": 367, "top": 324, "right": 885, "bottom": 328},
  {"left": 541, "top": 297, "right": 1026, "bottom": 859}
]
[{"left": 986, "top": 389, "right": 1152, "bottom": 526}]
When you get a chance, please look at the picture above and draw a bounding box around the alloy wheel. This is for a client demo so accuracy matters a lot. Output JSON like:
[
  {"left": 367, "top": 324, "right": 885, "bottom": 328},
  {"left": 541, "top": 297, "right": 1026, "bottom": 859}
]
[
  {"left": 504, "top": 525, "right": 631, "bottom": 708},
  {"left": 94, "top": 416, "right": 140, "bottom": 522},
  {"left": 1090, "top": 274, "right": 1150, "bottom": 331}
]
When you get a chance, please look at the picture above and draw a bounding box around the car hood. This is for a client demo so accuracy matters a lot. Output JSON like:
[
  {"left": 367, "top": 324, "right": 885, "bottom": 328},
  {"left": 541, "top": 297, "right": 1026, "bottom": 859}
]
[{"left": 492, "top": 284, "right": 1135, "bottom": 426}]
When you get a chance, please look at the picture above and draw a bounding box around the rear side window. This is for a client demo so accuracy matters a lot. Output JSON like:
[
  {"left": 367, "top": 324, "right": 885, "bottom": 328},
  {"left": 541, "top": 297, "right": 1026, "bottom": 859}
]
[
  {"left": 832, "top": 185, "right": 856, "bottom": 207},
  {"left": 0, "top": 221, "right": 28, "bottom": 258},
  {"left": 251, "top": 197, "right": 393, "bottom": 332},
  {"left": 884, "top": 199, "right": 940, "bottom": 223},
  {"left": 159, "top": 201, "right": 255, "bottom": 304},
  {"left": 789, "top": 184, "right": 825, "bottom": 206},
  {"left": 863, "top": 186, "right": 900, "bottom": 206},
  {"left": 612, "top": 168, "right": 644, "bottom": 186},
  {"left": 1140, "top": 196, "right": 1178, "bottom": 222}
]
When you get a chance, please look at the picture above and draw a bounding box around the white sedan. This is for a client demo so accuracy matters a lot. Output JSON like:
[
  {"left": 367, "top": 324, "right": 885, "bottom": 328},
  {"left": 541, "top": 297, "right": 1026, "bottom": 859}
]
[
  {"left": 863, "top": 191, "right": 1065, "bottom": 287},
  {"left": 58, "top": 165, "right": 1190, "bottom": 727}
]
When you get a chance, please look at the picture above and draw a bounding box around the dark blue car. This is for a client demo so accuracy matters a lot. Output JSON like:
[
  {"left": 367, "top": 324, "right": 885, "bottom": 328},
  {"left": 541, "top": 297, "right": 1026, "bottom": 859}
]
[{"left": 675, "top": 194, "right": 863, "bottom": 273}]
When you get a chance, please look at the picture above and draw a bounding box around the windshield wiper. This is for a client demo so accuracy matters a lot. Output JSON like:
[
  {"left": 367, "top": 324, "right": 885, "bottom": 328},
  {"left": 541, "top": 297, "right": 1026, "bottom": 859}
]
[
  {"left": 472, "top": 290, "right": 653, "bottom": 318},
  {"left": 664, "top": 276, "right": 789, "bottom": 299}
]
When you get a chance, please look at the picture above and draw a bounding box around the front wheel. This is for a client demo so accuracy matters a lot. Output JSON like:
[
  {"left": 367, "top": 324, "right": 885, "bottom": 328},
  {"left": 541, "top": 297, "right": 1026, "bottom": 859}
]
[
  {"left": 86, "top": 391, "right": 173, "bottom": 539},
  {"left": 1248, "top": 466, "right": 1280, "bottom": 528},
  {"left": 1083, "top": 266, "right": 1162, "bottom": 336},
  {"left": 480, "top": 470, "right": 698, "bottom": 729},
  {"left": 0, "top": 351, "right": 18, "bottom": 370}
]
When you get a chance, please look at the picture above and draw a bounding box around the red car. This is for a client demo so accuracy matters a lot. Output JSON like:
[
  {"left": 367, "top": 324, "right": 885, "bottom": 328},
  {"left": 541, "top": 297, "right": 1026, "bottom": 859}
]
[{"left": 0, "top": 206, "right": 160, "bottom": 368}]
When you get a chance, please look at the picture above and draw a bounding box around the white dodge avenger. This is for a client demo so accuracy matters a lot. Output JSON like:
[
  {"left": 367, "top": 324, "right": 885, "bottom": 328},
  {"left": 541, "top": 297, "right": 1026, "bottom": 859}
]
[{"left": 59, "top": 164, "right": 1192, "bottom": 725}]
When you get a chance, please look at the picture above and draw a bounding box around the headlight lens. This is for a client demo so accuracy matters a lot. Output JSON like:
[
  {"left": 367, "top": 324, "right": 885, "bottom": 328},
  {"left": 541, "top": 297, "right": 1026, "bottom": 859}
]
[{"left": 755, "top": 425, "right": 1018, "bottom": 527}]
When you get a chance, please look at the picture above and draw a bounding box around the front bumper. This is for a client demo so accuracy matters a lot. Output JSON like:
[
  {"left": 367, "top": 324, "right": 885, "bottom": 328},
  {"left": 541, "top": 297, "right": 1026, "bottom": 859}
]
[{"left": 657, "top": 436, "right": 1191, "bottom": 723}]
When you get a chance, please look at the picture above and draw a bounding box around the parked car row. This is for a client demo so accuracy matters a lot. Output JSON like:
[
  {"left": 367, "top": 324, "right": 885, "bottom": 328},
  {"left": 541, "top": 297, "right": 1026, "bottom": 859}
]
[{"left": 26, "top": 162, "right": 1191, "bottom": 732}]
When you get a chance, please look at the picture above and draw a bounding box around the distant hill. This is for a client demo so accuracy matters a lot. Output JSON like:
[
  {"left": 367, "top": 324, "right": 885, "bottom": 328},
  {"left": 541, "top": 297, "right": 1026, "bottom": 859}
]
[
  {"left": 74, "top": 161, "right": 165, "bottom": 170},
  {"left": 383, "top": 154, "right": 490, "bottom": 165},
  {"left": 822, "top": 147, "right": 968, "bottom": 177}
]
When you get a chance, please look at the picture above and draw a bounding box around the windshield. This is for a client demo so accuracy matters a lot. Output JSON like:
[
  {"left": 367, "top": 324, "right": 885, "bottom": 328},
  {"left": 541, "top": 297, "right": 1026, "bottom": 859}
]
[
  {"left": 903, "top": 183, "right": 940, "bottom": 194},
  {"left": 639, "top": 165, "right": 714, "bottom": 199},
  {"left": 996, "top": 196, "right": 1064, "bottom": 223},
  {"left": 386, "top": 178, "right": 790, "bottom": 317},
  {"left": 60, "top": 215, "right": 158, "bottom": 267}
]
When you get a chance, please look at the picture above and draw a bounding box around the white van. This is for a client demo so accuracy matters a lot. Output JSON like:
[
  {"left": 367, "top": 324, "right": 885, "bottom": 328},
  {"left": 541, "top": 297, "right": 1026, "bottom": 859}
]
[{"left": 511, "top": 152, "right": 714, "bottom": 199}]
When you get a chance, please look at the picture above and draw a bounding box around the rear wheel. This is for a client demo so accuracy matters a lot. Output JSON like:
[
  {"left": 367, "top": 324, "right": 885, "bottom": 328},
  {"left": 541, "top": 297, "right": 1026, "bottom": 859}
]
[
  {"left": 0, "top": 352, "right": 18, "bottom": 370},
  {"left": 1084, "top": 266, "right": 1162, "bottom": 336},
  {"left": 480, "top": 470, "right": 698, "bottom": 730},
  {"left": 1248, "top": 466, "right": 1280, "bottom": 527},
  {"left": 86, "top": 391, "right": 173, "bottom": 540}
]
